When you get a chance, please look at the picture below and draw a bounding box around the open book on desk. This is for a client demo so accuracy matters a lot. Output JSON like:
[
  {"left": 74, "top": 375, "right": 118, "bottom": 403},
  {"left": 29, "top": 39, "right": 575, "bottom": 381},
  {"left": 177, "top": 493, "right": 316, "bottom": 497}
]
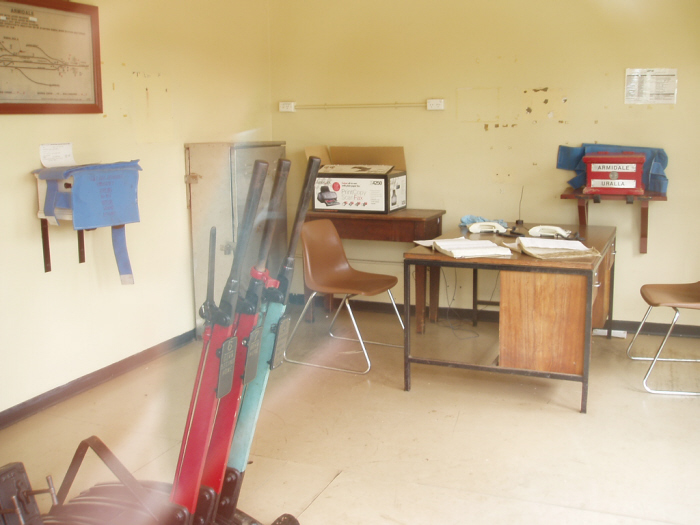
[
  {"left": 516, "top": 237, "right": 600, "bottom": 259},
  {"left": 428, "top": 237, "right": 512, "bottom": 259}
]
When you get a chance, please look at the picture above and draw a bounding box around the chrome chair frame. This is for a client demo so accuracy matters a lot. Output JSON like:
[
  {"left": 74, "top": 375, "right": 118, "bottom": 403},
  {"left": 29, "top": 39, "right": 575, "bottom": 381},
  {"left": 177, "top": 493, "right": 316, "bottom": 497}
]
[
  {"left": 284, "top": 290, "right": 404, "bottom": 375},
  {"left": 627, "top": 305, "right": 700, "bottom": 395}
]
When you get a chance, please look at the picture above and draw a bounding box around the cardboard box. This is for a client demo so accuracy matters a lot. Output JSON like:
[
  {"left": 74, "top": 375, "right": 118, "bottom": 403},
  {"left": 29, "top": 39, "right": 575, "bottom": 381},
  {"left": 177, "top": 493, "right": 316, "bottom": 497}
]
[
  {"left": 582, "top": 152, "right": 646, "bottom": 195},
  {"left": 307, "top": 146, "right": 408, "bottom": 214}
]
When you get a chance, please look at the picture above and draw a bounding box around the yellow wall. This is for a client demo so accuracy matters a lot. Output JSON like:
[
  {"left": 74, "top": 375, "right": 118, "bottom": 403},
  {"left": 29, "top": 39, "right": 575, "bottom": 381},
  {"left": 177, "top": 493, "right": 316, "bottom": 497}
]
[
  {"left": 271, "top": 0, "right": 700, "bottom": 323},
  {"left": 0, "top": 0, "right": 274, "bottom": 412},
  {"left": 2, "top": 0, "right": 699, "bottom": 412}
]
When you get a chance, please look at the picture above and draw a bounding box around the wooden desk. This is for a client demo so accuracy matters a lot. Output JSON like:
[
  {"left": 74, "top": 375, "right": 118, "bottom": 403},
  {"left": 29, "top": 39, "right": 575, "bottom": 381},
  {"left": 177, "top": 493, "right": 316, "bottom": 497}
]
[
  {"left": 403, "top": 224, "right": 617, "bottom": 413},
  {"left": 560, "top": 187, "right": 666, "bottom": 253},
  {"left": 306, "top": 209, "right": 446, "bottom": 331}
]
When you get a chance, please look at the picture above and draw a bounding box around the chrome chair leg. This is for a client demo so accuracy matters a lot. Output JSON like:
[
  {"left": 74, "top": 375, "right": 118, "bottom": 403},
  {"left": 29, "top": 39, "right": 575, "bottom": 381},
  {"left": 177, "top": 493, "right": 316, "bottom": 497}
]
[
  {"left": 388, "top": 289, "right": 405, "bottom": 330},
  {"left": 626, "top": 305, "right": 653, "bottom": 361},
  {"left": 284, "top": 290, "right": 404, "bottom": 375},
  {"left": 627, "top": 306, "right": 700, "bottom": 395},
  {"left": 283, "top": 292, "right": 370, "bottom": 374},
  {"left": 328, "top": 291, "right": 404, "bottom": 348}
]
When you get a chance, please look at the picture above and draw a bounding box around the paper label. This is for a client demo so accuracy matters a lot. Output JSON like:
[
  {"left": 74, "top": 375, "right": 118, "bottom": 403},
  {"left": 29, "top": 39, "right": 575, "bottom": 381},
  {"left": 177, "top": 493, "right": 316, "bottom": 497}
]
[{"left": 40, "top": 143, "right": 75, "bottom": 167}]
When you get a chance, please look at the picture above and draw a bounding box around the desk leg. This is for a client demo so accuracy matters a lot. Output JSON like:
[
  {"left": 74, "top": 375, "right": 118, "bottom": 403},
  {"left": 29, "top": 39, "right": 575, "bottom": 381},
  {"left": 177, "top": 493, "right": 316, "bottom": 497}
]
[
  {"left": 472, "top": 269, "right": 478, "bottom": 326},
  {"left": 304, "top": 283, "right": 314, "bottom": 323},
  {"left": 415, "top": 265, "right": 427, "bottom": 334},
  {"left": 429, "top": 266, "right": 440, "bottom": 324},
  {"left": 323, "top": 293, "right": 334, "bottom": 312},
  {"left": 404, "top": 260, "right": 412, "bottom": 391},
  {"left": 581, "top": 272, "right": 593, "bottom": 414}
]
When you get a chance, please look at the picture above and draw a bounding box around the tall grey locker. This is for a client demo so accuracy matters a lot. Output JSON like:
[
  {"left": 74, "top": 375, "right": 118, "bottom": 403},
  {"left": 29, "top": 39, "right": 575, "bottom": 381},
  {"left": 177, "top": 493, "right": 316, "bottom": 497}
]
[{"left": 185, "top": 142, "right": 286, "bottom": 336}]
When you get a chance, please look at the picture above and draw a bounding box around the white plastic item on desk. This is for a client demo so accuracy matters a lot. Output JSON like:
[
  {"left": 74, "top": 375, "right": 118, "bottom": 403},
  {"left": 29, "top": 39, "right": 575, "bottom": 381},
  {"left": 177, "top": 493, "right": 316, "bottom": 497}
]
[
  {"left": 469, "top": 221, "right": 507, "bottom": 234},
  {"left": 528, "top": 225, "right": 571, "bottom": 238}
]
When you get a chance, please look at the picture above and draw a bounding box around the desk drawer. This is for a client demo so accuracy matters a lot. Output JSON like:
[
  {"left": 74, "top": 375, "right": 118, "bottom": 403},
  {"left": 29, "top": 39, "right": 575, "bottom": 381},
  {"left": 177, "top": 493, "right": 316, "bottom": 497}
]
[{"left": 500, "top": 271, "right": 586, "bottom": 376}]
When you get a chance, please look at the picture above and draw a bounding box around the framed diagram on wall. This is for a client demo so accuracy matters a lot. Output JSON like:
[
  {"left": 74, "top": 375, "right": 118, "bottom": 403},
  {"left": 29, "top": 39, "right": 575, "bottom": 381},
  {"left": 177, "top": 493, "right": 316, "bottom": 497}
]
[{"left": 0, "top": 0, "right": 102, "bottom": 114}]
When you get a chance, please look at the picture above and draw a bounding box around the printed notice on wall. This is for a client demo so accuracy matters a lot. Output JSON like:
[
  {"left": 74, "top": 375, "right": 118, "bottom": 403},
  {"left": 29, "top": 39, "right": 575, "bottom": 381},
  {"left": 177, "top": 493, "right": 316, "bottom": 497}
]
[{"left": 625, "top": 68, "right": 677, "bottom": 104}]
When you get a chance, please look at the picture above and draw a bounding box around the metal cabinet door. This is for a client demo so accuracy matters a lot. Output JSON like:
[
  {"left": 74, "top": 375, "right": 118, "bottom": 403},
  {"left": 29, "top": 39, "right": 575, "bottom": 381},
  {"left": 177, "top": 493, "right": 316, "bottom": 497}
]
[{"left": 186, "top": 142, "right": 286, "bottom": 336}]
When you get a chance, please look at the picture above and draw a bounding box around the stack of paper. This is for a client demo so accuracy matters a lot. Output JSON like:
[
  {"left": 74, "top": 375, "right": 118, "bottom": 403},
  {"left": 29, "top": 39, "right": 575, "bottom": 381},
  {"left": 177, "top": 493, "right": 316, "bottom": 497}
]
[
  {"left": 433, "top": 238, "right": 512, "bottom": 259},
  {"left": 517, "top": 237, "right": 599, "bottom": 259}
]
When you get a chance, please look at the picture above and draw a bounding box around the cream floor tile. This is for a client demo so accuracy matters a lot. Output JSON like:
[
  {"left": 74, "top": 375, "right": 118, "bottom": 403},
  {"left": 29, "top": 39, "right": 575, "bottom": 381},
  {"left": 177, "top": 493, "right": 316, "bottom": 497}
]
[
  {"left": 0, "top": 306, "right": 699, "bottom": 524},
  {"left": 295, "top": 470, "right": 667, "bottom": 525},
  {"left": 0, "top": 412, "right": 182, "bottom": 510},
  {"left": 236, "top": 455, "right": 340, "bottom": 524}
]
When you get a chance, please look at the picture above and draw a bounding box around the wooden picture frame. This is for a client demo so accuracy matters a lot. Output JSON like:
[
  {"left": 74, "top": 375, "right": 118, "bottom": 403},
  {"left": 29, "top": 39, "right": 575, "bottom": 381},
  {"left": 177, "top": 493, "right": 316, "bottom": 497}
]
[{"left": 0, "top": 0, "right": 102, "bottom": 114}]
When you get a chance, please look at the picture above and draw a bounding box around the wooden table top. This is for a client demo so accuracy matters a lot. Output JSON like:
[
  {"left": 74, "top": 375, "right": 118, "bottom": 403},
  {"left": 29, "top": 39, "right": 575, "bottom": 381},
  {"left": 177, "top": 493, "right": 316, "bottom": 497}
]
[{"left": 404, "top": 223, "right": 616, "bottom": 271}]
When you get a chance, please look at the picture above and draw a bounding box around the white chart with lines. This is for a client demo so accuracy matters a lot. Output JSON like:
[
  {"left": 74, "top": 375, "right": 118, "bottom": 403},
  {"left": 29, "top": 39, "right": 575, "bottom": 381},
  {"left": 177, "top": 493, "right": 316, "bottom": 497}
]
[{"left": 0, "top": 1, "right": 96, "bottom": 104}]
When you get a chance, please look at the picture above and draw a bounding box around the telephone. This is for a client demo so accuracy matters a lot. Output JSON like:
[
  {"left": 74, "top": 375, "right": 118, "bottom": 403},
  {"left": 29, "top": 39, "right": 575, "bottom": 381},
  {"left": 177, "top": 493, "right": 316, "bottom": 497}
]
[
  {"left": 528, "top": 225, "right": 572, "bottom": 238},
  {"left": 468, "top": 221, "right": 507, "bottom": 234}
]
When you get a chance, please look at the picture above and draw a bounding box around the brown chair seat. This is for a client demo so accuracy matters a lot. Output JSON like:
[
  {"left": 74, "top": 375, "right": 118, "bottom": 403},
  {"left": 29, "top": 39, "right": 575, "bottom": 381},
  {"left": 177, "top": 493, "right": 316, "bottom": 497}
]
[
  {"left": 640, "top": 281, "right": 700, "bottom": 309},
  {"left": 307, "top": 266, "right": 398, "bottom": 297}
]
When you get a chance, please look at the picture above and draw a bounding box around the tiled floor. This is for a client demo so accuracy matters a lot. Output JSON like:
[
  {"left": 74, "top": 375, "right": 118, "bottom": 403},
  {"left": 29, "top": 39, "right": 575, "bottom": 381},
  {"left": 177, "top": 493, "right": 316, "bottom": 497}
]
[{"left": 1, "top": 306, "right": 699, "bottom": 524}]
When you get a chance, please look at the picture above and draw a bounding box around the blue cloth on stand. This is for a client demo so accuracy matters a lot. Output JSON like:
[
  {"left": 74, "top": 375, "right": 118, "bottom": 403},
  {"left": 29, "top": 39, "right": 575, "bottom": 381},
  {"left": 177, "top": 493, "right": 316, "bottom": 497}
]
[
  {"left": 459, "top": 215, "right": 508, "bottom": 228},
  {"left": 34, "top": 160, "right": 141, "bottom": 228},
  {"left": 34, "top": 160, "right": 141, "bottom": 285},
  {"left": 111, "top": 226, "right": 134, "bottom": 285},
  {"left": 557, "top": 144, "right": 668, "bottom": 193}
]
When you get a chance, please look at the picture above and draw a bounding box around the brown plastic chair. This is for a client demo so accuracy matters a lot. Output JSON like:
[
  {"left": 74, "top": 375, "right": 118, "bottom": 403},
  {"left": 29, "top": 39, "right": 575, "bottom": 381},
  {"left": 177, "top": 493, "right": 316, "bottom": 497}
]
[
  {"left": 626, "top": 281, "right": 700, "bottom": 395},
  {"left": 284, "top": 219, "right": 404, "bottom": 374}
]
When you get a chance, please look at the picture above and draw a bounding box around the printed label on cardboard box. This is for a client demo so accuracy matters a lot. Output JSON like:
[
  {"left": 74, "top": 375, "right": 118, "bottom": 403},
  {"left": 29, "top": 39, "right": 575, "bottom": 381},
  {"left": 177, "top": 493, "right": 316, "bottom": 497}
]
[
  {"left": 389, "top": 175, "right": 407, "bottom": 211},
  {"left": 315, "top": 177, "right": 385, "bottom": 212}
]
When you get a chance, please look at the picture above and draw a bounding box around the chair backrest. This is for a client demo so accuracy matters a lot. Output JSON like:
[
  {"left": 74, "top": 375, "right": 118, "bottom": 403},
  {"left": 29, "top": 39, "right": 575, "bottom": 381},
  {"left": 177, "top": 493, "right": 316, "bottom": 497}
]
[{"left": 300, "top": 219, "right": 352, "bottom": 292}]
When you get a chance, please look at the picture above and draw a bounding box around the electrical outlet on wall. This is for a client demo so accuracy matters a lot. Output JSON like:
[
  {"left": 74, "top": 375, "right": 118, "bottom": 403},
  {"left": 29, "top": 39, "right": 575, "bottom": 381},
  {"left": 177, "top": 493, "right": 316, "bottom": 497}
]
[
  {"left": 426, "top": 99, "right": 445, "bottom": 110},
  {"left": 279, "top": 102, "right": 296, "bottom": 112}
]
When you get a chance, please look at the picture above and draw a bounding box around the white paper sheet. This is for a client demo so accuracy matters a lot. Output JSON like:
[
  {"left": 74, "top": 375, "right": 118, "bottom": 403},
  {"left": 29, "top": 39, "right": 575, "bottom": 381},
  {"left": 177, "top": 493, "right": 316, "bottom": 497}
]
[{"left": 40, "top": 143, "right": 76, "bottom": 167}]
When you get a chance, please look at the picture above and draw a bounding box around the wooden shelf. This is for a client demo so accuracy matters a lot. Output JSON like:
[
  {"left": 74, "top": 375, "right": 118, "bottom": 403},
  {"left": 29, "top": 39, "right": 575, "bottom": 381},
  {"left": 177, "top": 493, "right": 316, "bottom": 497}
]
[
  {"left": 560, "top": 187, "right": 667, "bottom": 253},
  {"left": 306, "top": 208, "right": 445, "bottom": 242}
]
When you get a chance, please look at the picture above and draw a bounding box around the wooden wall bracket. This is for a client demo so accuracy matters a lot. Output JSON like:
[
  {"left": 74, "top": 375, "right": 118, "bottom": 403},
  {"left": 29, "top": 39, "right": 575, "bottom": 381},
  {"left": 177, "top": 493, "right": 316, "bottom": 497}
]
[{"left": 561, "top": 188, "right": 667, "bottom": 254}]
